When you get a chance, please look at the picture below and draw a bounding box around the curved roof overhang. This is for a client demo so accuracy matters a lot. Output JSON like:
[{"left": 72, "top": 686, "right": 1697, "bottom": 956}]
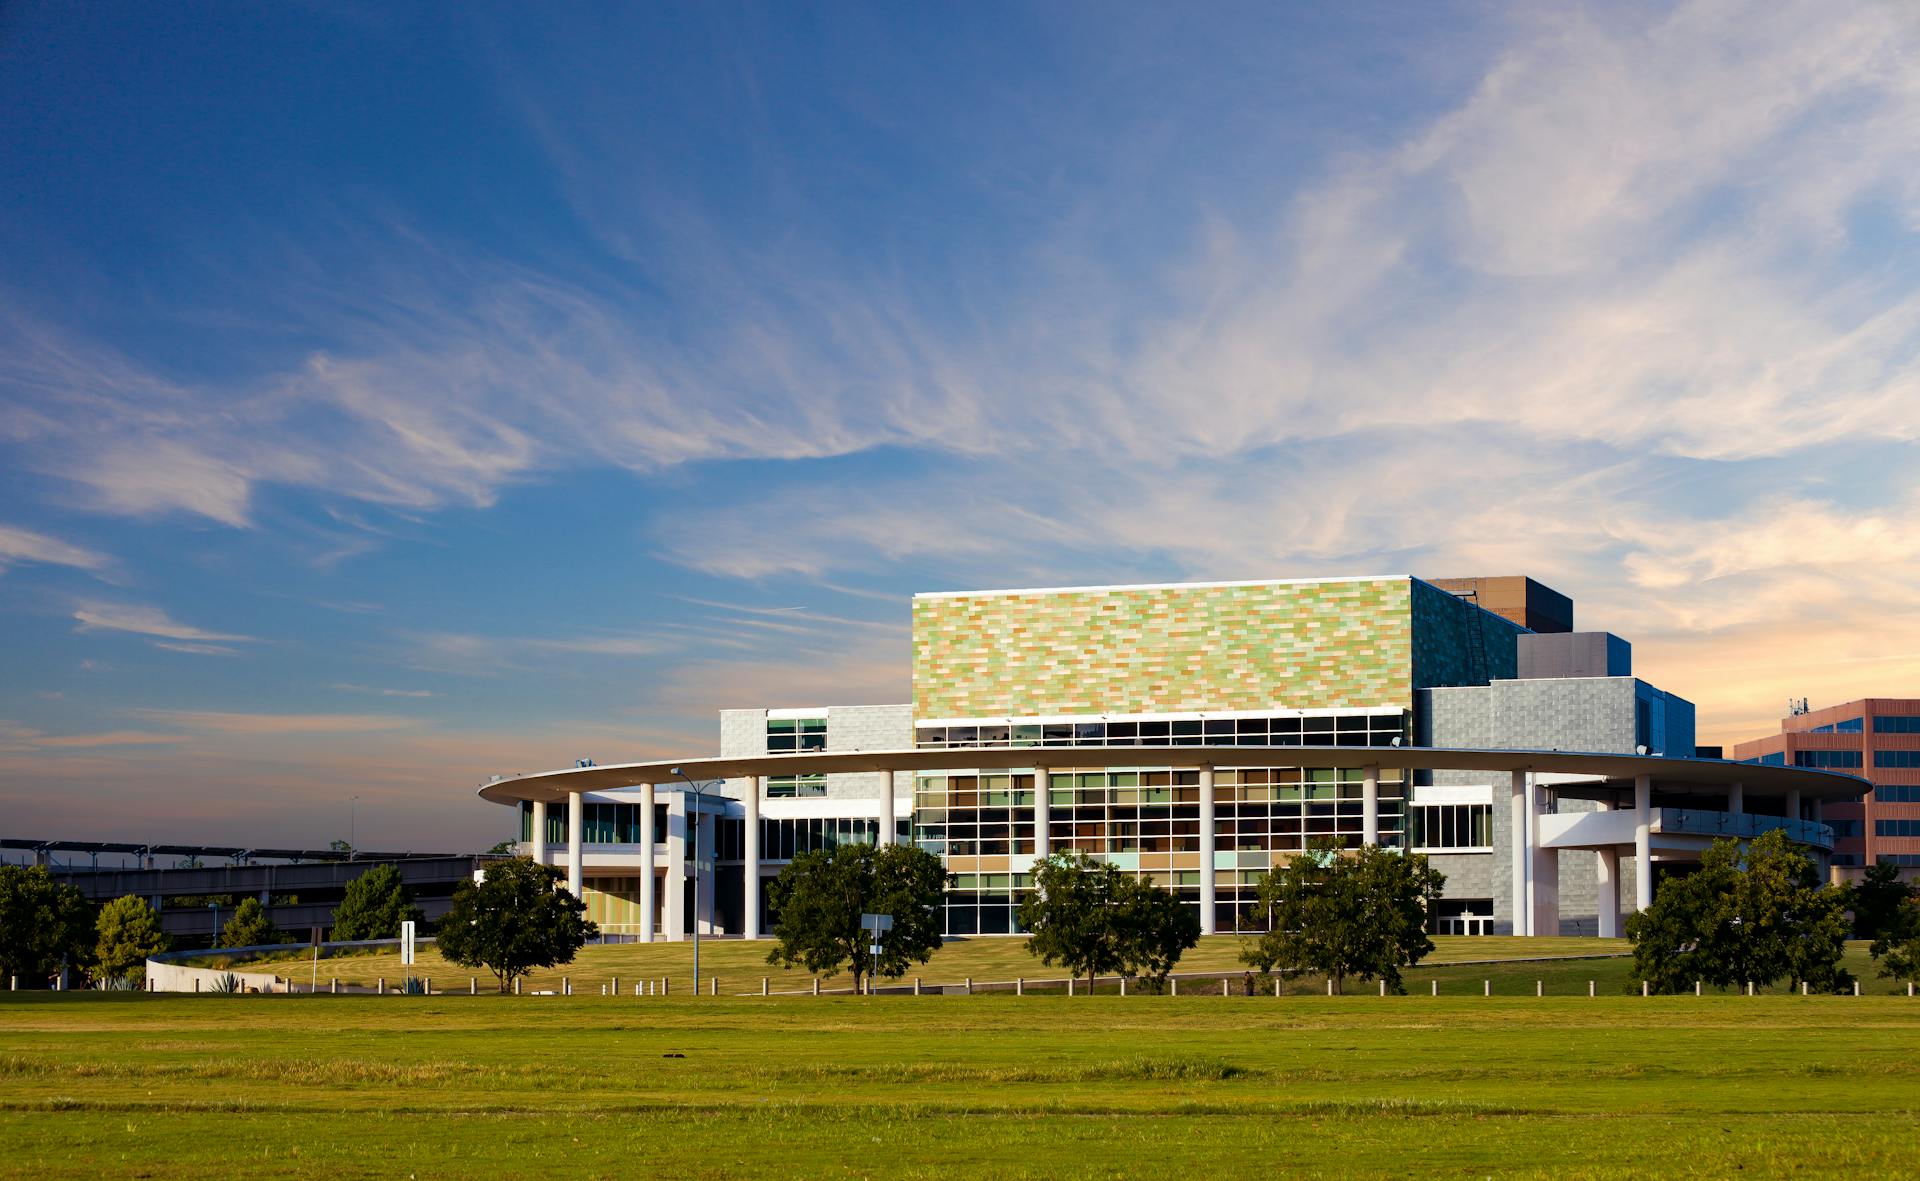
[{"left": 475, "top": 746, "right": 1866, "bottom": 806}]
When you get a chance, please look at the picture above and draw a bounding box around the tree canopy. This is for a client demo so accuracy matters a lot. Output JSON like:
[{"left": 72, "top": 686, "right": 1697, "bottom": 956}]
[
  {"left": 94, "top": 895, "right": 168, "bottom": 986},
  {"left": 1239, "top": 840, "right": 1445, "bottom": 994},
  {"left": 436, "top": 858, "right": 597, "bottom": 991},
  {"left": 218, "top": 896, "right": 289, "bottom": 949},
  {"left": 1018, "top": 851, "right": 1200, "bottom": 989},
  {"left": 1852, "top": 861, "right": 1915, "bottom": 941},
  {"left": 1626, "top": 828, "right": 1851, "bottom": 994},
  {"left": 330, "top": 864, "right": 424, "bottom": 940},
  {"left": 1867, "top": 870, "right": 1920, "bottom": 985},
  {"left": 0, "top": 865, "right": 94, "bottom": 988},
  {"left": 765, "top": 842, "right": 949, "bottom": 992}
]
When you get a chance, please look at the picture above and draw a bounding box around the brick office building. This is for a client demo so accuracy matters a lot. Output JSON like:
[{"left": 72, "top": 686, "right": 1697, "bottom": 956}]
[{"left": 1733, "top": 698, "right": 1920, "bottom": 879}]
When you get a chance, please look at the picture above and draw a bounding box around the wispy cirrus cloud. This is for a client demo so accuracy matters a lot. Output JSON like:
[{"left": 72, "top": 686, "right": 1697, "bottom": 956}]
[
  {"left": 72, "top": 602, "right": 252, "bottom": 645},
  {"left": 127, "top": 709, "right": 421, "bottom": 735},
  {"left": 0, "top": 523, "right": 110, "bottom": 576}
]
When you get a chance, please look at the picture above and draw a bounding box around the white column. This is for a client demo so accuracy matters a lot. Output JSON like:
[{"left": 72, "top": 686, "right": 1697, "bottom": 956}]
[
  {"left": 1596, "top": 848, "right": 1621, "bottom": 938},
  {"left": 1593, "top": 797, "right": 1619, "bottom": 939},
  {"left": 1199, "top": 765, "right": 1216, "bottom": 937},
  {"left": 1509, "top": 770, "right": 1529, "bottom": 936},
  {"left": 1032, "top": 766, "right": 1051, "bottom": 859},
  {"left": 878, "top": 772, "right": 896, "bottom": 847},
  {"left": 695, "top": 808, "right": 716, "bottom": 936},
  {"left": 743, "top": 776, "right": 762, "bottom": 940},
  {"left": 1787, "top": 788, "right": 1802, "bottom": 821},
  {"left": 639, "top": 783, "right": 656, "bottom": 943},
  {"left": 1362, "top": 764, "right": 1380, "bottom": 846},
  {"left": 1728, "top": 781, "right": 1744, "bottom": 815},
  {"left": 529, "top": 798, "right": 547, "bottom": 864},
  {"left": 665, "top": 794, "right": 686, "bottom": 941},
  {"left": 566, "top": 791, "right": 584, "bottom": 898},
  {"left": 1810, "top": 796, "right": 1823, "bottom": 824},
  {"left": 1633, "top": 774, "right": 1653, "bottom": 912}
]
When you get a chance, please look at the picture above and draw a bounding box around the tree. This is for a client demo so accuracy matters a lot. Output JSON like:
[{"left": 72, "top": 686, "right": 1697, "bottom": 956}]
[
  {"left": 1018, "top": 852, "right": 1200, "bottom": 990},
  {"left": 1852, "top": 861, "right": 1915, "bottom": 941},
  {"left": 1240, "top": 840, "right": 1445, "bottom": 994},
  {"left": 1627, "top": 828, "right": 1851, "bottom": 994},
  {"left": 218, "top": 897, "right": 288, "bottom": 949},
  {"left": 0, "top": 865, "right": 95, "bottom": 988},
  {"left": 436, "top": 858, "right": 597, "bottom": 992},
  {"left": 1869, "top": 880, "right": 1920, "bottom": 985},
  {"left": 765, "top": 842, "right": 949, "bottom": 993},
  {"left": 485, "top": 839, "right": 518, "bottom": 855},
  {"left": 95, "top": 896, "right": 168, "bottom": 986},
  {"left": 330, "top": 864, "right": 424, "bottom": 940}
]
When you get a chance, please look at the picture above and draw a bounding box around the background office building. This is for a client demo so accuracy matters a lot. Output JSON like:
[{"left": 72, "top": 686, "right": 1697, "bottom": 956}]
[
  {"left": 501, "top": 574, "right": 1846, "bottom": 939},
  {"left": 1734, "top": 698, "right": 1920, "bottom": 878}
]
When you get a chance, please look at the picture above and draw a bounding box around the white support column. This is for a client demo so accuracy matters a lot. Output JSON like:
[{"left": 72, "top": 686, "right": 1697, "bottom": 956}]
[
  {"left": 1593, "top": 797, "right": 1620, "bottom": 939},
  {"left": 1787, "top": 788, "right": 1802, "bottom": 821},
  {"left": 1810, "top": 796, "right": 1823, "bottom": 824},
  {"left": 1199, "top": 765, "right": 1217, "bottom": 937},
  {"left": 743, "top": 776, "right": 762, "bottom": 940},
  {"left": 878, "top": 772, "right": 896, "bottom": 847},
  {"left": 1509, "top": 770, "right": 1529, "bottom": 936},
  {"left": 665, "top": 794, "right": 686, "bottom": 941},
  {"left": 1362, "top": 764, "right": 1380, "bottom": 846},
  {"left": 1633, "top": 774, "right": 1653, "bottom": 912},
  {"left": 694, "top": 803, "right": 716, "bottom": 936},
  {"left": 1728, "top": 781, "right": 1744, "bottom": 815},
  {"left": 529, "top": 798, "right": 547, "bottom": 864},
  {"left": 566, "top": 791, "right": 584, "bottom": 898},
  {"left": 1527, "top": 779, "right": 1558, "bottom": 937},
  {"left": 1032, "top": 766, "right": 1051, "bottom": 860},
  {"left": 639, "top": 783, "right": 656, "bottom": 943}
]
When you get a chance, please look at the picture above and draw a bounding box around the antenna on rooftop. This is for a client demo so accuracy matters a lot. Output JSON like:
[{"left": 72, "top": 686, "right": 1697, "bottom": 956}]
[{"left": 1789, "top": 697, "right": 1810, "bottom": 717}]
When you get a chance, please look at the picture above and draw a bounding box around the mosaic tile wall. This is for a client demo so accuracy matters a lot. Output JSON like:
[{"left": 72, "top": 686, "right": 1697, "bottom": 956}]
[{"left": 912, "top": 578, "right": 1418, "bottom": 719}]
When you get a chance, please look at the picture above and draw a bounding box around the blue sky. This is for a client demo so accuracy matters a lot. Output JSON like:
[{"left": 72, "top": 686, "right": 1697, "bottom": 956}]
[{"left": 4, "top": 1, "right": 1919, "bottom": 850}]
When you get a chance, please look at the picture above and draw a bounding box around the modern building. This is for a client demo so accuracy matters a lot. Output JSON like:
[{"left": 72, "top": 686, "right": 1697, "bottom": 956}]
[
  {"left": 1732, "top": 698, "right": 1920, "bottom": 879},
  {"left": 479, "top": 575, "right": 1861, "bottom": 940}
]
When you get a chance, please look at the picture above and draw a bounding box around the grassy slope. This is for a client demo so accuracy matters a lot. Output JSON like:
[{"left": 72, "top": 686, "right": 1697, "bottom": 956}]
[
  {"left": 1, "top": 988, "right": 1917, "bottom": 1179},
  {"left": 250, "top": 934, "right": 1636, "bottom": 994}
]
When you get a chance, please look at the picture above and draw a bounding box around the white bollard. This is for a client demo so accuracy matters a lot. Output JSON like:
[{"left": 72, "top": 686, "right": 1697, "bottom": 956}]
[
  {"left": 1484, "top": 980, "right": 1491, "bottom": 997},
  {"left": 1380, "top": 979, "right": 1386, "bottom": 997},
  {"left": 331, "top": 978, "right": 338, "bottom": 995},
  {"left": 425, "top": 978, "right": 432, "bottom": 996},
  {"left": 763, "top": 977, "right": 769, "bottom": 997},
  {"left": 1068, "top": 978, "right": 1074, "bottom": 997},
  {"left": 513, "top": 977, "right": 520, "bottom": 995},
  {"left": 1120, "top": 976, "right": 1128, "bottom": 997},
  {"left": 662, "top": 977, "right": 669, "bottom": 997},
  {"left": 563, "top": 976, "right": 570, "bottom": 997},
  {"left": 1746, "top": 981, "right": 1753, "bottom": 997},
  {"left": 611, "top": 976, "right": 618, "bottom": 996},
  {"left": 470, "top": 977, "right": 476, "bottom": 995},
  {"left": 1016, "top": 977, "right": 1024, "bottom": 997},
  {"left": 812, "top": 977, "right": 820, "bottom": 996},
  {"left": 1432, "top": 980, "right": 1438, "bottom": 997},
  {"left": 709, "top": 976, "right": 716, "bottom": 997},
  {"left": 964, "top": 977, "right": 972, "bottom": 995},
  {"left": 1642, "top": 981, "right": 1649, "bottom": 997},
  {"left": 1909, "top": 982, "right": 1914, "bottom": 998},
  {"left": 1327, "top": 978, "right": 1334, "bottom": 997},
  {"left": 1589, "top": 980, "right": 1595, "bottom": 998},
  {"left": 1171, "top": 978, "right": 1179, "bottom": 997},
  {"left": 1536, "top": 981, "right": 1542, "bottom": 998},
  {"left": 1695, "top": 981, "right": 1702, "bottom": 997},
  {"left": 1802, "top": 981, "right": 1808, "bottom": 997},
  {"left": 378, "top": 978, "right": 385, "bottom": 995},
  {"left": 1854, "top": 981, "right": 1860, "bottom": 997},
  {"left": 1223, "top": 979, "right": 1229, "bottom": 997},
  {"left": 914, "top": 976, "right": 922, "bottom": 996}
]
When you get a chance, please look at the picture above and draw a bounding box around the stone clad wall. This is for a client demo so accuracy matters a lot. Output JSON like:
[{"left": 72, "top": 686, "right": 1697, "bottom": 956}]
[{"left": 912, "top": 578, "right": 1416, "bottom": 719}]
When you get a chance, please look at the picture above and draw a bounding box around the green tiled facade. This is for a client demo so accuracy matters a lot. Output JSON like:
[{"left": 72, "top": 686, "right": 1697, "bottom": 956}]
[{"left": 913, "top": 578, "right": 1419, "bottom": 719}]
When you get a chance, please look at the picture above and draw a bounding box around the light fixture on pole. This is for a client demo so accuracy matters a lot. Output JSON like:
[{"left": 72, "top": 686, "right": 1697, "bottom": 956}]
[{"left": 670, "top": 767, "right": 710, "bottom": 995}]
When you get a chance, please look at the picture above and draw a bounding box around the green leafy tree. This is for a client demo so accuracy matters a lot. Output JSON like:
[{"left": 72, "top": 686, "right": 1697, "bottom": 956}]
[
  {"left": 329, "top": 864, "right": 424, "bottom": 940},
  {"left": 1627, "top": 829, "right": 1851, "bottom": 994},
  {"left": 485, "top": 839, "right": 517, "bottom": 855},
  {"left": 1018, "top": 852, "right": 1199, "bottom": 990},
  {"left": 1869, "top": 887, "right": 1920, "bottom": 985},
  {"left": 1852, "top": 861, "right": 1915, "bottom": 940},
  {"left": 436, "top": 858, "right": 597, "bottom": 992},
  {"left": 94, "top": 895, "right": 169, "bottom": 986},
  {"left": 765, "top": 842, "right": 949, "bottom": 992},
  {"left": 1239, "top": 840, "right": 1445, "bottom": 994},
  {"left": 218, "top": 896, "right": 288, "bottom": 949},
  {"left": 0, "top": 865, "right": 95, "bottom": 988}
]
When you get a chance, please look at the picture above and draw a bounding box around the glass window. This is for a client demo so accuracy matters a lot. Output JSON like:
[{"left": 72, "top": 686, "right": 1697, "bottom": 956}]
[
  {"left": 1874, "top": 784, "right": 1920, "bottom": 802},
  {"left": 1873, "top": 752, "right": 1920, "bottom": 770},
  {"left": 1874, "top": 716, "right": 1920, "bottom": 734},
  {"left": 1793, "top": 750, "right": 1862, "bottom": 769},
  {"left": 1875, "top": 819, "right": 1920, "bottom": 837}
]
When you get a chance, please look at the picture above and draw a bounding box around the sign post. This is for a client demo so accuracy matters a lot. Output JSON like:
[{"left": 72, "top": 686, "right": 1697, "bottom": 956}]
[
  {"left": 860, "top": 913, "right": 892, "bottom": 995},
  {"left": 401, "top": 920, "right": 417, "bottom": 967}
]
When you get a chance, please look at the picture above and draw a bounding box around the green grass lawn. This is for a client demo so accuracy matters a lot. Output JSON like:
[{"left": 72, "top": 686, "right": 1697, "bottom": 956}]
[{"left": 2, "top": 955, "right": 1917, "bottom": 1179}]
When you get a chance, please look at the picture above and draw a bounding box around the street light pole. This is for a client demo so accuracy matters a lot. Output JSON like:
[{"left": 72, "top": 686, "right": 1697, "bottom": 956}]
[{"left": 671, "top": 767, "right": 709, "bottom": 996}]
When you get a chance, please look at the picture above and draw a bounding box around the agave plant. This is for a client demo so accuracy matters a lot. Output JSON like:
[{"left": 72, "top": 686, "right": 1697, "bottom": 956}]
[{"left": 209, "top": 972, "right": 243, "bottom": 995}]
